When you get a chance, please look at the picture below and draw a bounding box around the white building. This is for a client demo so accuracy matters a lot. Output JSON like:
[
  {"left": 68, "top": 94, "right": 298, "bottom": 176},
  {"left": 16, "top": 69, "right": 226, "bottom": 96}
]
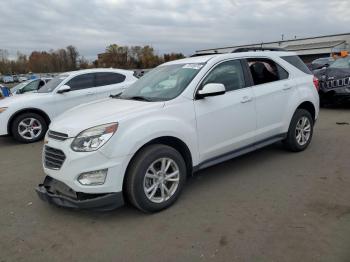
[{"left": 196, "top": 33, "right": 350, "bottom": 63}]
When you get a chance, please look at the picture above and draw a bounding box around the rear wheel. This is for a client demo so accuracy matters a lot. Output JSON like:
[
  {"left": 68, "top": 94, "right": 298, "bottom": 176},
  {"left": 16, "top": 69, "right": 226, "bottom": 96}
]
[
  {"left": 283, "top": 109, "right": 314, "bottom": 152},
  {"left": 125, "top": 144, "right": 187, "bottom": 213},
  {"left": 11, "top": 113, "right": 47, "bottom": 143}
]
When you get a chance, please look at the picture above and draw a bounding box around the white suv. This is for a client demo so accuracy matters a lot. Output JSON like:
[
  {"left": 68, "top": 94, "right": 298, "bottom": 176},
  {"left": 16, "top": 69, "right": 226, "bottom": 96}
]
[
  {"left": 36, "top": 51, "right": 319, "bottom": 212},
  {"left": 0, "top": 69, "right": 137, "bottom": 143}
]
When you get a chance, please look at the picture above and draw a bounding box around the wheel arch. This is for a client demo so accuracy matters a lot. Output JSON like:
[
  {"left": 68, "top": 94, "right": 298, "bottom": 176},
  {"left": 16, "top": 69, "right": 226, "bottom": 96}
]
[
  {"left": 7, "top": 108, "right": 51, "bottom": 135},
  {"left": 296, "top": 101, "right": 316, "bottom": 121},
  {"left": 123, "top": 136, "right": 194, "bottom": 189}
]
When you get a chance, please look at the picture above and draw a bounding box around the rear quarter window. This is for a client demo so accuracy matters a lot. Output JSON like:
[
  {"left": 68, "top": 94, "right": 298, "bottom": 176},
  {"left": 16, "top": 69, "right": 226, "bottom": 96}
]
[
  {"left": 281, "top": 55, "right": 312, "bottom": 75},
  {"left": 95, "top": 72, "right": 126, "bottom": 87}
]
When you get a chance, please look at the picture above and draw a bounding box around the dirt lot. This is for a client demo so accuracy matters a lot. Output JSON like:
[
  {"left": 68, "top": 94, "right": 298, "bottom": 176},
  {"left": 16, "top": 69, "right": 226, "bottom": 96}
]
[{"left": 0, "top": 108, "right": 350, "bottom": 262}]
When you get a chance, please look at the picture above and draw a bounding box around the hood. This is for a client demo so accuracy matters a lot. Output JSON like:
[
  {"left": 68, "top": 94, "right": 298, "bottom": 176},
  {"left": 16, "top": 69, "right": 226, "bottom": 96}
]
[
  {"left": 314, "top": 68, "right": 350, "bottom": 81},
  {"left": 50, "top": 98, "right": 165, "bottom": 137},
  {"left": 0, "top": 92, "right": 50, "bottom": 107}
]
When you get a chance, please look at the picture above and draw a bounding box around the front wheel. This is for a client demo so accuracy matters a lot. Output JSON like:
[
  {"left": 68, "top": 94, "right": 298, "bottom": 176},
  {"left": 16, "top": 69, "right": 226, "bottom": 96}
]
[
  {"left": 11, "top": 113, "right": 47, "bottom": 143},
  {"left": 283, "top": 109, "right": 314, "bottom": 152},
  {"left": 125, "top": 144, "right": 187, "bottom": 213}
]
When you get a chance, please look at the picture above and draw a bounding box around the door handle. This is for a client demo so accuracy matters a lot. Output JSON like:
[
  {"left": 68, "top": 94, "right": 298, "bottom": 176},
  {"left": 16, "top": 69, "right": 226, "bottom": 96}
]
[
  {"left": 240, "top": 96, "right": 252, "bottom": 103},
  {"left": 86, "top": 92, "right": 94, "bottom": 96}
]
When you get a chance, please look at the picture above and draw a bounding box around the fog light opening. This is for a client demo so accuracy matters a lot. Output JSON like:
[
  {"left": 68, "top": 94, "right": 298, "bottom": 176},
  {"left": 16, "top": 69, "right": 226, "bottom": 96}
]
[{"left": 78, "top": 169, "right": 108, "bottom": 186}]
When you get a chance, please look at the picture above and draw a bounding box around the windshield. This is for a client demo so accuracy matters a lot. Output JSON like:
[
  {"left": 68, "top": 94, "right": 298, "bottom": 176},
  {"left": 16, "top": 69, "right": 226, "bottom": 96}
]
[
  {"left": 329, "top": 57, "right": 350, "bottom": 69},
  {"left": 37, "top": 74, "right": 69, "bottom": 93},
  {"left": 120, "top": 63, "right": 205, "bottom": 101},
  {"left": 11, "top": 81, "right": 30, "bottom": 93}
]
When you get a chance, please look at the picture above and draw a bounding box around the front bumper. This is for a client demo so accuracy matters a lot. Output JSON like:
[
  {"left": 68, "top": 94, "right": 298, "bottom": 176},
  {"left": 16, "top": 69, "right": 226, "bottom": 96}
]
[
  {"left": 43, "top": 137, "right": 131, "bottom": 194},
  {"left": 0, "top": 111, "right": 9, "bottom": 136},
  {"left": 36, "top": 176, "right": 124, "bottom": 211},
  {"left": 319, "top": 87, "right": 350, "bottom": 104}
]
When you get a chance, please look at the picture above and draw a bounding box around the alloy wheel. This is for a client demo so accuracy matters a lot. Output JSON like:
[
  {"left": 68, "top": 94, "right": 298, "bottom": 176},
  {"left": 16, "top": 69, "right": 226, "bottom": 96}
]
[
  {"left": 143, "top": 157, "right": 180, "bottom": 203},
  {"left": 18, "top": 118, "right": 43, "bottom": 140},
  {"left": 295, "top": 116, "right": 311, "bottom": 146}
]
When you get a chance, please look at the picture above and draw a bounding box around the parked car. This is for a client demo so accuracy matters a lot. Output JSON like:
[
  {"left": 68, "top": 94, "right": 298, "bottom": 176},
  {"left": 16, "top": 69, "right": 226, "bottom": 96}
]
[
  {"left": 18, "top": 75, "right": 28, "bottom": 82},
  {"left": 11, "top": 78, "right": 52, "bottom": 95},
  {"left": 309, "top": 57, "right": 334, "bottom": 71},
  {"left": 36, "top": 51, "right": 319, "bottom": 213},
  {"left": 314, "top": 56, "right": 350, "bottom": 105},
  {"left": 2, "top": 75, "right": 14, "bottom": 83},
  {"left": 0, "top": 68, "right": 137, "bottom": 143},
  {"left": 0, "top": 85, "right": 11, "bottom": 99},
  {"left": 12, "top": 75, "right": 19, "bottom": 82}
]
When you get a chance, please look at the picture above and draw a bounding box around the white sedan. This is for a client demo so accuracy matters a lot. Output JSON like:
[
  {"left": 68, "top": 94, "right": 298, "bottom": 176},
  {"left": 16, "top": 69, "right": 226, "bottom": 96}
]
[{"left": 0, "top": 68, "right": 137, "bottom": 143}]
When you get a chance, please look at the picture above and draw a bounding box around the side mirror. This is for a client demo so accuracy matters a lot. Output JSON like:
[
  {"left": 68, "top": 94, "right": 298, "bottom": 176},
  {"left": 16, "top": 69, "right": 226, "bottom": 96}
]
[
  {"left": 196, "top": 83, "right": 226, "bottom": 99},
  {"left": 57, "top": 85, "right": 71, "bottom": 94}
]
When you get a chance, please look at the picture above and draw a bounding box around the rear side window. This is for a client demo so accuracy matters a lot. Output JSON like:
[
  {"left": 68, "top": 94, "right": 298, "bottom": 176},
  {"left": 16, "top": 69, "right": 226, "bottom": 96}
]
[
  {"left": 201, "top": 60, "right": 246, "bottom": 92},
  {"left": 67, "top": 73, "right": 95, "bottom": 91},
  {"left": 281, "top": 55, "right": 312, "bottom": 75},
  {"left": 247, "top": 58, "right": 289, "bottom": 85},
  {"left": 95, "top": 72, "right": 126, "bottom": 87}
]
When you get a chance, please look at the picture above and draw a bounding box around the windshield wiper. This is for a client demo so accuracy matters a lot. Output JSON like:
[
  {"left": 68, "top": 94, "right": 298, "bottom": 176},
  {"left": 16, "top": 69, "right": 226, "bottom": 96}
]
[{"left": 124, "top": 96, "right": 153, "bottom": 102}]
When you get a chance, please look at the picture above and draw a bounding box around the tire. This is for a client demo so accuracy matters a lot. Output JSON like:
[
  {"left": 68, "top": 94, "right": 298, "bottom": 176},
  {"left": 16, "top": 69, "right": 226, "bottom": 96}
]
[
  {"left": 125, "top": 144, "right": 187, "bottom": 213},
  {"left": 283, "top": 109, "right": 314, "bottom": 152},
  {"left": 11, "top": 113, "right": 48, "bottom": 143}
]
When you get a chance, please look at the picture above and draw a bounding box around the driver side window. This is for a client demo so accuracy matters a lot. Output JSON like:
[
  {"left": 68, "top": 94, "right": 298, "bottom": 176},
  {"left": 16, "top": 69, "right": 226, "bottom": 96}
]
[{"left": 201, "top": 60, "right": 246, "bottom": 92}]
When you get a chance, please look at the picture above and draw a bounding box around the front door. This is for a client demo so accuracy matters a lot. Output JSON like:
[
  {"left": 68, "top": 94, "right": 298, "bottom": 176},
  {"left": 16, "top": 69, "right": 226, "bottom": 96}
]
[
  {"left": 194, "top": 59, "right": 256, "bottom": 163},
  {"left": 53, "top": 73, "right": 97, "bottom": 118}
]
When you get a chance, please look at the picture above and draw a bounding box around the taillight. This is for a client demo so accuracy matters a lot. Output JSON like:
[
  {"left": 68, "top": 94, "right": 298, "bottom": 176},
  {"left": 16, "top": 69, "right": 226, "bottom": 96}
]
[{"left": 313, "top": 76, "right": 319, "bottom": 91}]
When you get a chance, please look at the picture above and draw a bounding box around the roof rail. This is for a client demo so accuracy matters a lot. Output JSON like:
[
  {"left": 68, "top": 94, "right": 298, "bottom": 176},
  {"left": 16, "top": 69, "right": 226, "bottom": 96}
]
[
  {"left": 190, "top": 51, "right": 222, "bottom": 57},
  {"left": 232, "top": 47, "right": 286, "bottom": 53}
]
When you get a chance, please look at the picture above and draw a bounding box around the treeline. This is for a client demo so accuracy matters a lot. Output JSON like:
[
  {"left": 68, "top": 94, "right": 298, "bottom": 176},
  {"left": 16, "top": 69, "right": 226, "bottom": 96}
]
[
  {"left": 0, "top": 46, "right": 80, "bottom": 74},
  {"left": 0, "top": 44, "right": 185, "bottom": 74},
  {"left": 97, "top": 44, "right": 185, "bottom": 69}
]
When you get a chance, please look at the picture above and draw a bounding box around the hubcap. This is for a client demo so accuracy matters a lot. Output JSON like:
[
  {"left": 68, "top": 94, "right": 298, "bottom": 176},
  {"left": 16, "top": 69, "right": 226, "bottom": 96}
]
[
  {"left": 295, "top": 116, "right": 311, "bottom": 146},
  {"left": 18, "top": 118, "right": 42, "bottom": 140},
  {"left": 143, "top": 158, "right": 180, "bottom": 203}
]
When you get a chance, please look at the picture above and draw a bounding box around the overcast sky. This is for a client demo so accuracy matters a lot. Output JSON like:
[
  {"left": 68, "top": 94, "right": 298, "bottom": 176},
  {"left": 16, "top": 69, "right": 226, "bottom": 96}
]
[{"left": 0, "top": 0, "right": 349, "bottom": 59}]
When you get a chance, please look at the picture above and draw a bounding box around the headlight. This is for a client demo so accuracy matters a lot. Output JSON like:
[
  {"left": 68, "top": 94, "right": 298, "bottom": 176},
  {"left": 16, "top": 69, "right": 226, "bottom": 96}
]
[
  {"left": 71, "top": 123, "right": 118, "bottom": 152},
  {"left": 0, "top": 107, "right": 7, "bottom": 113}
]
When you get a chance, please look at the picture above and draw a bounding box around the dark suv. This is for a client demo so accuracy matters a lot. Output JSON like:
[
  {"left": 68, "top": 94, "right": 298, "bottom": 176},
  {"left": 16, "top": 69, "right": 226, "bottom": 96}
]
[{"left": 314, "top": 56, "right": 350, "bottom": 106}]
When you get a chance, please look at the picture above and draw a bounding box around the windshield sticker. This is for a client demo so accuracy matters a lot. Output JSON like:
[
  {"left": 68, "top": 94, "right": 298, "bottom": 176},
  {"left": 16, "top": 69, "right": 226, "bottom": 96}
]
[{"left": 182, "top": 64, "right": 204, "bottom": 70}]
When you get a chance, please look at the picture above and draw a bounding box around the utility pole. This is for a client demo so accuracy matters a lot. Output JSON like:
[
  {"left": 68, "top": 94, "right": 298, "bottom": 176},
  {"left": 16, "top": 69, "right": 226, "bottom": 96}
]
[{"left": 281, "top": 34, "right": 284, "bottom": 41}]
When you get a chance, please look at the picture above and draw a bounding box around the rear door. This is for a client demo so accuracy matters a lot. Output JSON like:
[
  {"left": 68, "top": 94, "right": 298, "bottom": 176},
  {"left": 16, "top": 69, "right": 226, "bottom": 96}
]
[
  {"left": 244, "top": 57, "right": 296, "bottom": 141},
  {"left": 94, "top": 72, "right": 128, "bottom": 99},
  {"left": 194, "top": 59, "right": 256, "bottom": 163}
]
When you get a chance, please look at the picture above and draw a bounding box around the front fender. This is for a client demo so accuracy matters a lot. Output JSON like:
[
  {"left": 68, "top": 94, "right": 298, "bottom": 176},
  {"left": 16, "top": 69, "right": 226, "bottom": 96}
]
[{"left": 101, "top": 104, "right": 199, "bottom": 165}]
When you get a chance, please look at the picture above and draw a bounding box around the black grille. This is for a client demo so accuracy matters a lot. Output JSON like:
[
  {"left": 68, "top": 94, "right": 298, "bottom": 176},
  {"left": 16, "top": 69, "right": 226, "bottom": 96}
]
[
  {"left": 44, "top": 146, "right": 66, "bottom": 170},
  {"left": 322, "top": 77, "right": 350, "bottom": 89},
  {"left": 48, "top": 130, "right": 69, "bottom": 141}
]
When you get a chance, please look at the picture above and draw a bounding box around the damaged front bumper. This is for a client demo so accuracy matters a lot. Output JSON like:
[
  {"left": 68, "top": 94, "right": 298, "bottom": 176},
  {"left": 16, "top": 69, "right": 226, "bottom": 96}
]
[
  {"left": 319, "top": 85, "right": 350, "bottom": 104},
  {"left": 36, "top": 176, "right": 124, "bottom": 211}
]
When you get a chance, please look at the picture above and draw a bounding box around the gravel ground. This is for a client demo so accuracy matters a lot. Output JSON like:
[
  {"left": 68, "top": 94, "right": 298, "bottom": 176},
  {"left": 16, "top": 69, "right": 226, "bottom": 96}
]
[{"left": 0, "top": 108, "right": 350, "bottom": 262}]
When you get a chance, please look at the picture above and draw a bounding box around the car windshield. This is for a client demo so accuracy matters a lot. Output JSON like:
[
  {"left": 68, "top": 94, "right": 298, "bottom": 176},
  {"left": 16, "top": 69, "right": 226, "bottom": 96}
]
[
  {"left": 11, "top": 81, "right": 30, "bottom": 93},
  {"left": 37, "top": 74, "right": 69, "bottom": 93},
  {"left": 329, "top": 57, "right": 350, "bottom": 69},
  {"left": 119, "top": 63, "right": 205, "bottom": 101}
]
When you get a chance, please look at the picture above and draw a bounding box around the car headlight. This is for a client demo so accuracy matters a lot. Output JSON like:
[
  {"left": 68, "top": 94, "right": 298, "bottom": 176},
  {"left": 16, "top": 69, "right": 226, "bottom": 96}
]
[
  {"left": 71, "top": 123, "right": 118, "bottom": 152},
  {"left": 0, "top": 107, "right": 7, "bottom": 113}
]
